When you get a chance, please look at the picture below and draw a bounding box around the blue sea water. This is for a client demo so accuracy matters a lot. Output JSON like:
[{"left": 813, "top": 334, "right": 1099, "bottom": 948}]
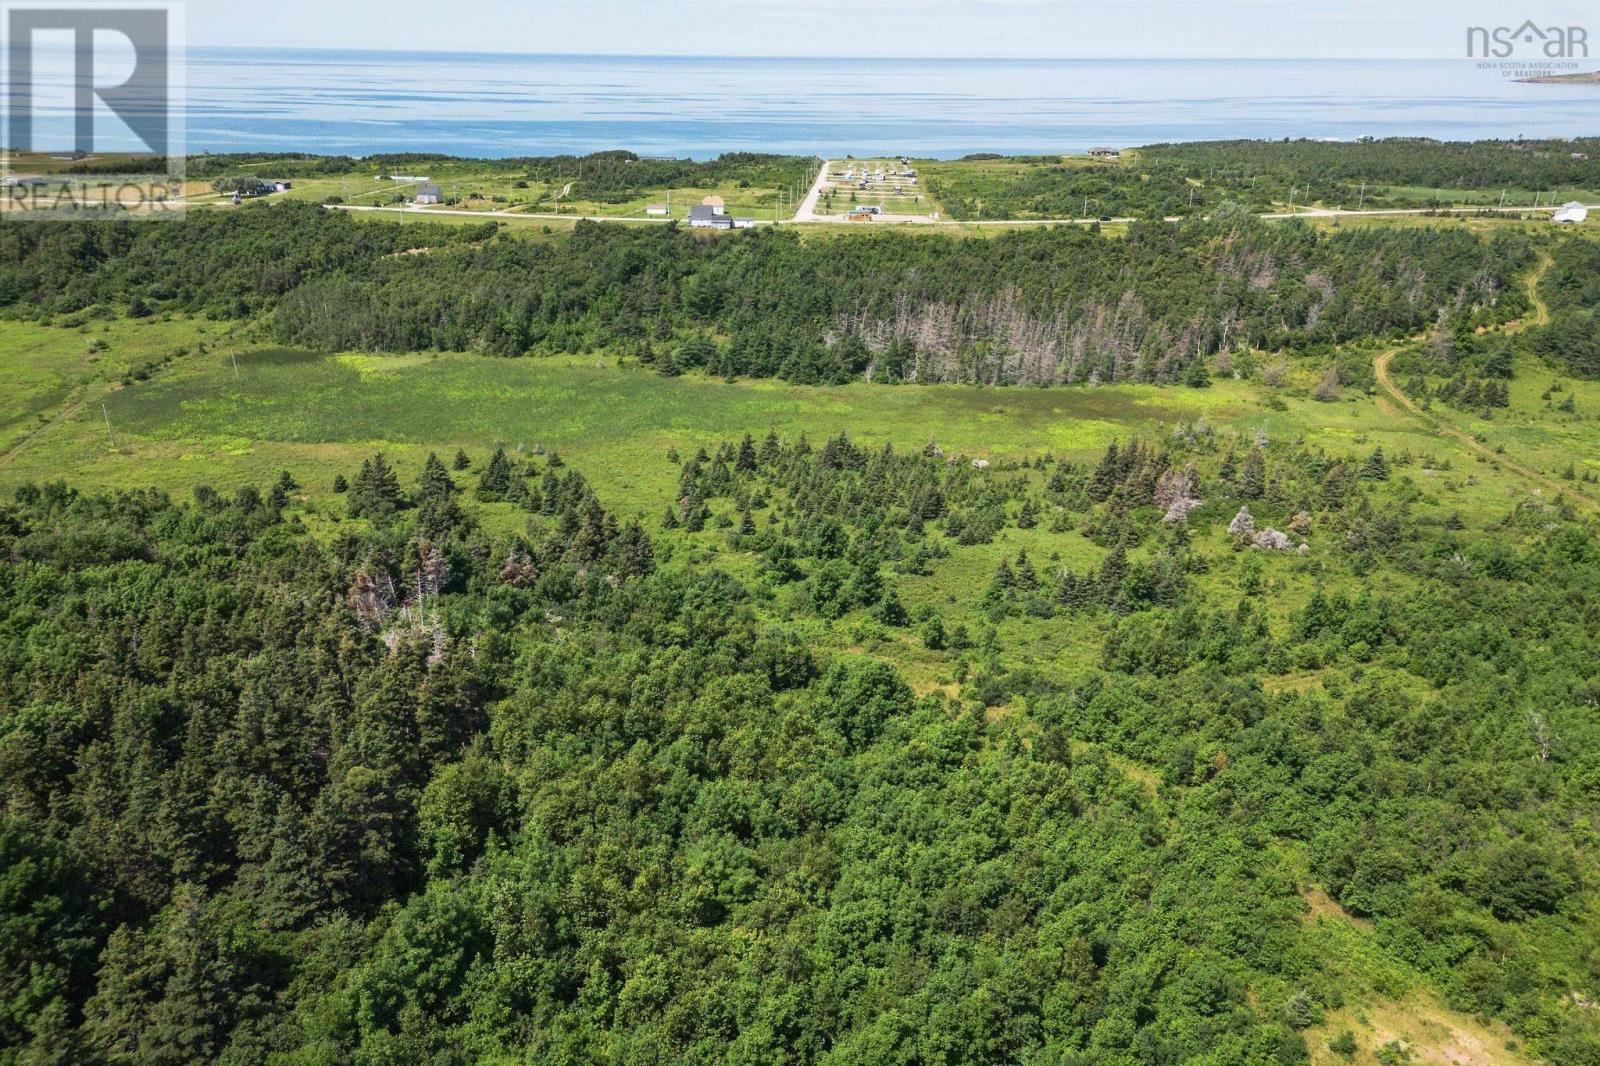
[{"left": 47, "top": 49, "right": 1600, "bottom": 158}]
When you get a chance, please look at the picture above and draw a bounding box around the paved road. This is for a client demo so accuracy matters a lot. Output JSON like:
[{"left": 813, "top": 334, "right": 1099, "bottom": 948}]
[
  {"left": 331, "top": 203, "right": 676, "bottom": 224},
  {"left": 792, "top": 160, "right": 830, "bottom": 222}
]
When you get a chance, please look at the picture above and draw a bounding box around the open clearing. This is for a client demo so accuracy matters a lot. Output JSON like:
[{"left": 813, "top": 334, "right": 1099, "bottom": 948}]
[{"left": 1, "top": 324, "right": 1582, "bottom": 535}]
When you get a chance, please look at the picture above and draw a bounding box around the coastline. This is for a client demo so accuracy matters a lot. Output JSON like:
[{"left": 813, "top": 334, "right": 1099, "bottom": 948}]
[{"left": 1517, "top": 71, "right": 1600, "bottom": 84}]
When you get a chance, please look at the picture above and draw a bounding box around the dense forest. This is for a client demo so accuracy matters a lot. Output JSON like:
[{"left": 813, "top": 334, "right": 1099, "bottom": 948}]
[
  {"left": 3, "top": 418, "right": 1598, "bottom": 1063},
  {"left": 928, "top": 138, "right": 1600, "bottom": 220},
  {"left": 1142, "top": 138, "right": 1600, "bottom": 196},
  {"left": 1533, "top": 236, "right": 1600, "bottom": 378},
  {"left": 0, "top": 204, "right": 1533, "bottom": 385}
]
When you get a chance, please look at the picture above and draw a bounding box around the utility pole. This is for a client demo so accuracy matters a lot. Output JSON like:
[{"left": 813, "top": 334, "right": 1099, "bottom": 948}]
[
  {"left": 102, "top": 404, "right": 115, "bottom": 448},
  {"left": 230, "top": 351, "right": 240, "bottom": 379},
  {"left": 1358, "top": 182, "right": 1366, "bottom": 210}
]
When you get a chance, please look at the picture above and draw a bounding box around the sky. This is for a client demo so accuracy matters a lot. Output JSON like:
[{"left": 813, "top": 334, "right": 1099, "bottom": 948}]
[{"left": 185, "top": 0, "right": 1599, "bottom": 58}]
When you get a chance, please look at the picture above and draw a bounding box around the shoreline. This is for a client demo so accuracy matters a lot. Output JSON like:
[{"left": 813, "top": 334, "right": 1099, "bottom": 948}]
[{"left": 1517, "top": 71, "right": 1600, "bottom": 84}]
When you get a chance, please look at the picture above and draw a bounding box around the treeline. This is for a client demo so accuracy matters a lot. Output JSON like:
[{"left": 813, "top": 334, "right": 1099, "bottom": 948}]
[
  {"left": 183, "top": 149, "right": 817, "bottom": 202},
  {"left": 927, "top": 161, "right": 1213, "bottom": 221},
  {"left": 0, "top": 204, "right": 1532, "bottom": 384},
  {"left": 185, "top": 153, "right": 362, "bottom": 180},
  {"left": 1532, "top": 236, "right": 1600, "bottom": 377},
  {"left": 511, "top": 150, "right": 816, "bottom": 203},
  {"left": 930, "top": 138, "right": 1600, "bottom": 220},
  {"left": 0, "top": 207, "right": 496, "bottom": 320},
  {"left": 1143, "top": 137, "right": 1600, "bottom": 194},
  {"left": 270, "top": 209, "right": 1532, "bottom": 384}
]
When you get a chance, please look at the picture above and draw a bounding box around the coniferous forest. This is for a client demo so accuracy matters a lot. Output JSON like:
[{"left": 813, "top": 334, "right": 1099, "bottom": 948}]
[
  {"left": 0, "top": 205, "right": 1538, "bottom": 382},
  {"left": 3, "top": 423, "right": 1600, "bottom": 1063},
  {"left": 3, "top": 162, "right": 1600, "bottom": 1065}
]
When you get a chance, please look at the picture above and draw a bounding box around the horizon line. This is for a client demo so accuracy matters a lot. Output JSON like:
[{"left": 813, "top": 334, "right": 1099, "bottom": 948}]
[{"left": 183, "top": 44, "right": 1475, "bottom": 63}]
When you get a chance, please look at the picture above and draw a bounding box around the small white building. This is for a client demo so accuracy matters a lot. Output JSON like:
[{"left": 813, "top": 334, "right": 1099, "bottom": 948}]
[
  {"left": 732, "top": 217, "right": 756, "bottom": 229},
  {"left": 1553, "top": 201, "right": 1589, "bottom": 224},
  {"left": 644, "top": 204, "right": 670, "bottom": 216}
]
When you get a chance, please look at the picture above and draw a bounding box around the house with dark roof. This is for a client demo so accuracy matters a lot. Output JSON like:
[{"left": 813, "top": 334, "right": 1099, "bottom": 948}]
[
  {"left": 688, "top": 204, "right": 733, "bottom": 229},
  {"left": 415, "top": 184, "right": 443, "bottom": 205}
]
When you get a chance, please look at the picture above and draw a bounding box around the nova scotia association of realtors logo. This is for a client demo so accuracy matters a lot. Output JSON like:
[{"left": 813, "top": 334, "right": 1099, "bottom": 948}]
[{"left": 1467, "top": 19, "right": 1589, "bottom": 59}]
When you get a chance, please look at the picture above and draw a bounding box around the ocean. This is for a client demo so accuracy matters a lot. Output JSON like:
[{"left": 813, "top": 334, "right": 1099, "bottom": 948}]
[{"left": 43, "top": 49, "right": 1600, "bottom": 158}]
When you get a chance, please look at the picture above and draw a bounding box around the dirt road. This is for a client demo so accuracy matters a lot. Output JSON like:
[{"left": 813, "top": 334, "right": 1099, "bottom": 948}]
[{"left": 1370, "top": 253, "right": 1598, "bottom": 514}]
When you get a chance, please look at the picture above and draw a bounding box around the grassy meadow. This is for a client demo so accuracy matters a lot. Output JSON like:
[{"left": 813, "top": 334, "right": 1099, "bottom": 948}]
[
  {"left": 3, "top": 312, "right": 1588, "bottom": 705},
  {"left": 6, "top": 324, "right": 1579, "bottom": 524},
  {"left": 173, "top": 154, "right": 819, "bottom": 220}
]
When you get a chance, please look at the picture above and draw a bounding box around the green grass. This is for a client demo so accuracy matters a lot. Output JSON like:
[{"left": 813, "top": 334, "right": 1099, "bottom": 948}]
[
  {"left": 817, "top": 159, "right": 942, "bottom": 218},
  {"left": 33, "top": 345, "right": 1236, "bottom": 507},
  {"left": 1416, "top": 354, "right": 1600, "bottom": 488},
  {"left": 918, "top": 155, "right": 1116, "bottom": 212},
  {"left": 0, "top": 316, "right": 234, "bottom": 457},
  {"left": 0, "top": 309, "right": 1578, "bottom": 667},
  {"left": 176, "top": 158, "right": 816, "bottom": 221},
  {"left": 0, "top": 320, "right": 1571, "bottom": 533}
]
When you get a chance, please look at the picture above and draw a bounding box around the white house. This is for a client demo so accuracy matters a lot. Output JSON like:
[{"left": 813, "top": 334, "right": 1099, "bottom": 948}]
[
  {"left": 415, "top": 184, "right": 443, "bottom": 205},
  {"left": 1553, "top": 201, "right": 1589, "bottom": 224},
  {"left": 645, "top": 204, "right": 670, "bottom": 216}
]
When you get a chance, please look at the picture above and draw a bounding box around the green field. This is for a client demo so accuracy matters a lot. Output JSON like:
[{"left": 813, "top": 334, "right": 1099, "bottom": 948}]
[
  {"left": 173, "top": 153, "right": 821, "bottom": 221},
  {"left": 6, "top": 325, "right": 1581, "bottom": 526},
  {"left": 8, "top": 317, "right": 1567, "bottom": 714}
]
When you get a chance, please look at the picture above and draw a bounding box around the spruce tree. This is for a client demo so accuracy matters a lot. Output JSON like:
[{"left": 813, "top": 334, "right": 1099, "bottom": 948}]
[
  {"left": 349, "top": 453, "right": 406, "bottom": 520},
  {"left": 1241, "top": 449, "right": 1266, "bottom": 499},
  {"left": 417, "top": 452, "right": 457, "bottom": 504},
  {"left": 1087, "top": 442, "right": 1121, "bottom": 502},
  {"left": 477, "top": 448, "right": 514, "bottom": 501},
  {"left": 873, "top": 588, "right": 909, "bottom": 627}
]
